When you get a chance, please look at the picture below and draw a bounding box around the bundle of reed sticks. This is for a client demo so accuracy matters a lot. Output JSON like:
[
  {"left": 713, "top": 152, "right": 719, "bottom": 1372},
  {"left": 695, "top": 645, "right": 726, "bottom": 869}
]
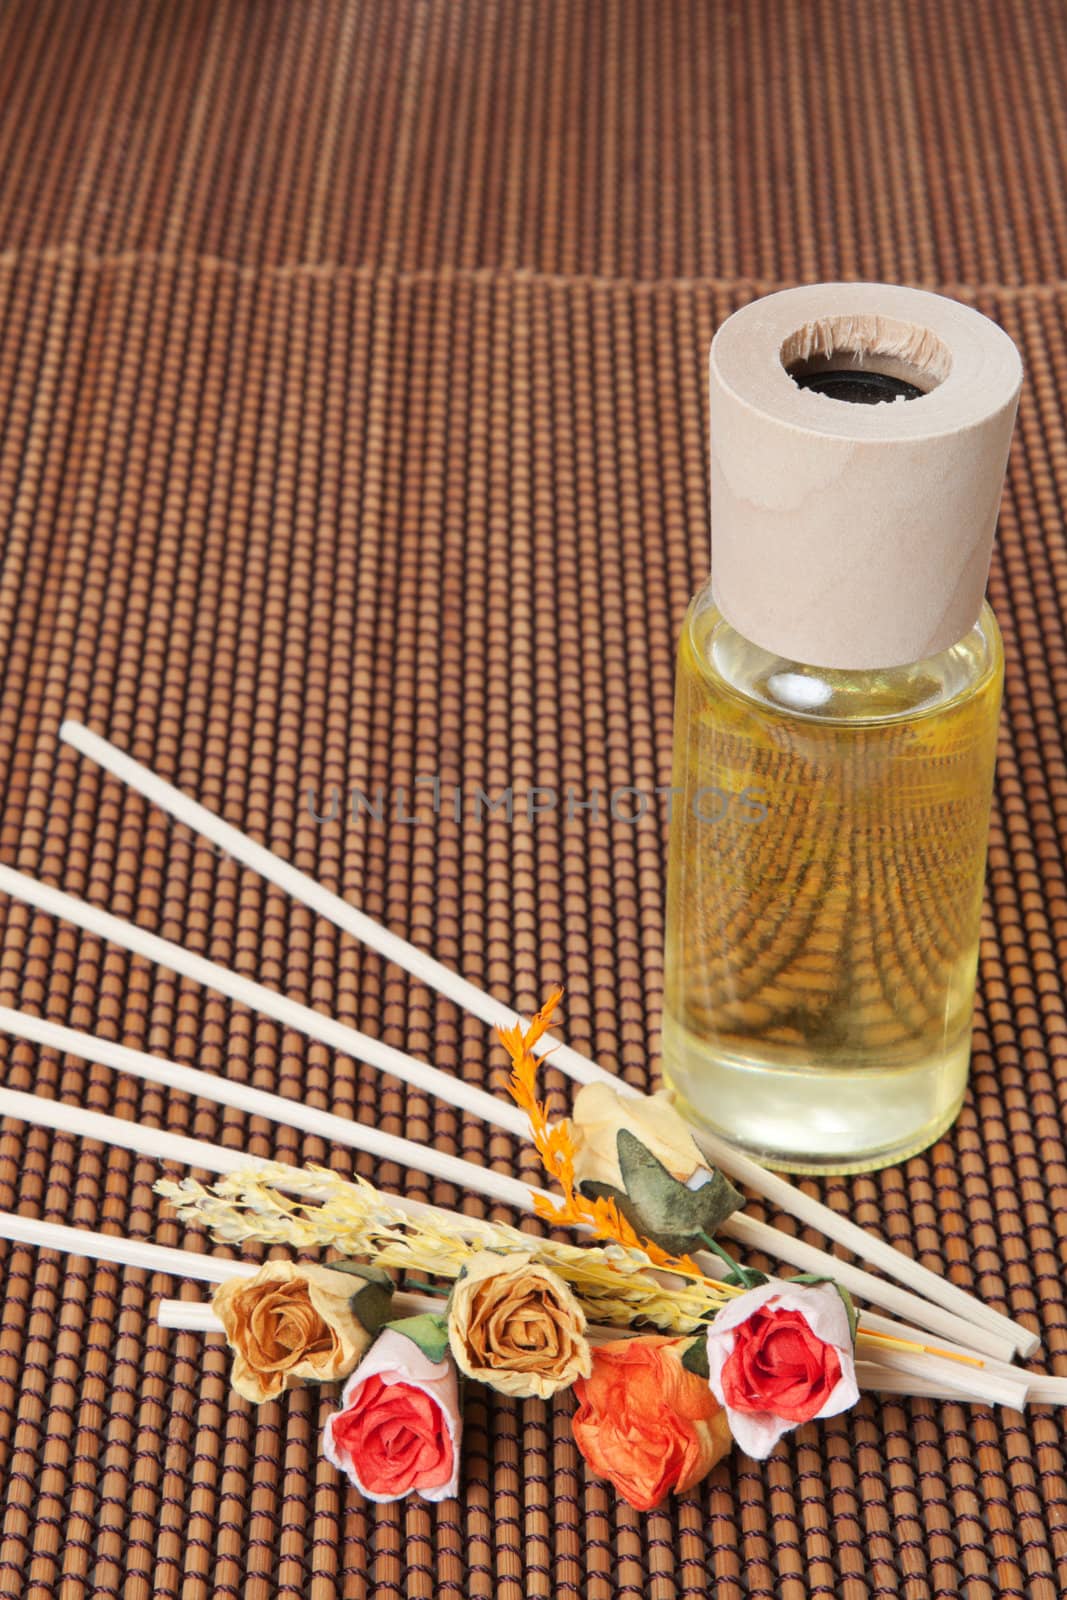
[{"left": 0, "top": 719, "right": 1057, "bottom": 1413}]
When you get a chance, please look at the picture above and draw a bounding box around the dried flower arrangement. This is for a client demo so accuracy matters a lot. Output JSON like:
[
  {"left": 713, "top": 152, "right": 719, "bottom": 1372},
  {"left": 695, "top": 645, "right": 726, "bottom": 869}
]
[{"left": 153, "top": 992, "right": 872, "bottom": 1504}]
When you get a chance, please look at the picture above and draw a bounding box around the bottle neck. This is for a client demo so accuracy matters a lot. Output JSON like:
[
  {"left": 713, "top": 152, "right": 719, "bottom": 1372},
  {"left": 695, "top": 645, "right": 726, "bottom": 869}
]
[{"left": 689, "top": 584, "right": 1002, "bottom": 726}]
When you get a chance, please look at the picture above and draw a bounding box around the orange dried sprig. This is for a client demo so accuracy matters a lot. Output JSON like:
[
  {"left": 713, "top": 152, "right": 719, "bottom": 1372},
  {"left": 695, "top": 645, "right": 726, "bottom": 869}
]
[{"left": 497, "top": 990, "right": 709, "bottom": 1283}]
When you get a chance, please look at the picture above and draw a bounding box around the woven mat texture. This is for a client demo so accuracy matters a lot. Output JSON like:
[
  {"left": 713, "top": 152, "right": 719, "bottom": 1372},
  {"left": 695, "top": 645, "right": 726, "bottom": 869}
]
[{"left": 1, "top": 3, "right": 1066, "bottom": 1597}]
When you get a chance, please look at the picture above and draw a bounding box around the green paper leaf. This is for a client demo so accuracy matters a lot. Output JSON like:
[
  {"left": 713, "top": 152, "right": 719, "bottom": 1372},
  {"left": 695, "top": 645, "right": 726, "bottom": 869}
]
[
  {"left": 681, "top": 1337, "right": 710, "bottom": 1380},
  {"left": 718, "top": 1262, "right": 770, "bottom": 1290},
  {"left": 695, "top": 1230, "right": 768, "bottom": 1290},
  {"left": 350, "top": 1278, "right": 395, "bottom": 1338},
  {"left": 834, "top": 1284, "right": 858, "bottom": 1344},
  {"left": 580, "top": 1129, "right": 745, "bottom": 1257},
  {"left": 387, "top": 1313, "right": 451, "bottom": 1365},
  {"left": 325, "top": 1260, "right": 395, "bottom": 1337}
]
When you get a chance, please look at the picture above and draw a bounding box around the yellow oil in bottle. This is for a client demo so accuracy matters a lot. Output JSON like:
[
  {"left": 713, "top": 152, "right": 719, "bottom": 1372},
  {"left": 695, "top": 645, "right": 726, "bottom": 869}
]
[{"left": 662, "top": 585, "right": 1004, "bottom": 1173}]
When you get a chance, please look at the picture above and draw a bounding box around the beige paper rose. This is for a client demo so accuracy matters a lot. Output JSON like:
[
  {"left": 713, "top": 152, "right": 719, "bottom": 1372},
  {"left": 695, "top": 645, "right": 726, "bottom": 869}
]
[
  {"left": 569, "top": 1082, "right": 709, "bottom": 1190},
  {"left": 447, "top": 1250, "right": 591, "bottom": 1399},
  {"left": 213, "top": 1261, "right": 388, "bottom": 1404}
]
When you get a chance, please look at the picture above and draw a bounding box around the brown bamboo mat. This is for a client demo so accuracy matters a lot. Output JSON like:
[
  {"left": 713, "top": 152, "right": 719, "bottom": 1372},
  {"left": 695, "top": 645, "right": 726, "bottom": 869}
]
[{"left": 0, "top": 3, "right": 1066, "bottom": 1597}]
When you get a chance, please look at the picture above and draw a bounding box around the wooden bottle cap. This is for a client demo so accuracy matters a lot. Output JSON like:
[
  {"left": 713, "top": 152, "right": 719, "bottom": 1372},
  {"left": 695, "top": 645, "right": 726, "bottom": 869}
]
[{"left": 708, "top": 282, "right": 1023, "bottom": 669}]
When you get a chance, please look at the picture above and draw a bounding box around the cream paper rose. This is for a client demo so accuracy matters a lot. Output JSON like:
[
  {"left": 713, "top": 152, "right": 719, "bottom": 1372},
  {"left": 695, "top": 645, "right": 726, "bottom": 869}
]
[
  {"left": 569, "top": 1082, "right": 709, "bottom": 1190},
  {"left": 447, "top": 1250, "right": 591, "bottom": 1399},
  {"left": 213, "top": 1261, "right": 389, "bottom": 1404}
]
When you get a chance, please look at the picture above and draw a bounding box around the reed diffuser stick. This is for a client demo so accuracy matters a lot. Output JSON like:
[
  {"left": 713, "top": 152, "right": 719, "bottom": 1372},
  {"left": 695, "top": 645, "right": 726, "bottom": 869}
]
[
  {"left": 851, "top": 1364, "right": 1005, "bottom": 1404},
  {"left": 0, "top": 1083, "right": 243, "bottom": 1177},
  {"left": 0, "top": 1209, "right": 250, "bottom": 1282},
  {"left": 0, "top": 1211, "right": 440, "bottom": 1316},
  {"left": 859, "top": 1311, "right": 1067, "bottom": 1403},
  {"left": 0, "top": 1085, "right": 499, "bottom": 1231}
]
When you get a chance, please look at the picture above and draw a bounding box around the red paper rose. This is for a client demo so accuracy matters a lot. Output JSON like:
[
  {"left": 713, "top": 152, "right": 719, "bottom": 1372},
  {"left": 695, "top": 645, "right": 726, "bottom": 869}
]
[
  {"left": 330, "top": 1373, "right": 453, "bottom": 1497},
  {"left": 706, "top": 1282, "right": 859, "bottom": 1458},
  {"left": 324, "top": 1327, "right": 461, "bottom": 1502},
  {"left": 721, "top": 1308, "right": 842, "bottom": 1422}
]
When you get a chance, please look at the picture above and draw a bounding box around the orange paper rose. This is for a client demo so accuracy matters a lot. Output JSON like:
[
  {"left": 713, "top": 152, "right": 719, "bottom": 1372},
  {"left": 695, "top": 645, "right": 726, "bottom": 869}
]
[
  {"left": 213, "top": 1261, "right": 391, "bottom": 1404},
  {"left": 572, "top": 1336, "right": 733, "bottom": 1509},
  {"left": 447, "top": 1250, "right": 591, "bottom": 1399}
]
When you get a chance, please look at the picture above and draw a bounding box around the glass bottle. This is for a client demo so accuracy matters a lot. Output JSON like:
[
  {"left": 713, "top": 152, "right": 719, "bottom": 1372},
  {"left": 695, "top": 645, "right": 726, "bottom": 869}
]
[{"left": 662, "top": 283, "right": 1022, "bottom": 1174}]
